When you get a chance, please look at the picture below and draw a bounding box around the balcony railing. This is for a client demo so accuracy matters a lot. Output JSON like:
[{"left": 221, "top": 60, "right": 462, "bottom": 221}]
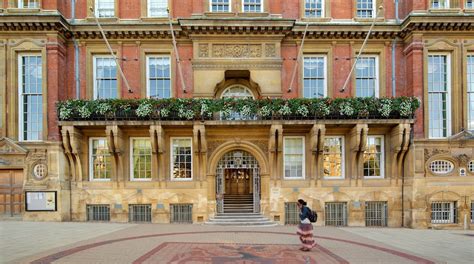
[{"left": 57, "top": 97, "right": 420, "bottom": 122}]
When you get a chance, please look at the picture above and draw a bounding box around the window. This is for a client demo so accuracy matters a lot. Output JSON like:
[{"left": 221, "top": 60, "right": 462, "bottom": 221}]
[
  {"left": 129, "top": 204, "right": 152, "bottom": 222},
  {"left": 284, "top": 137, "right": 305, "bottom": 179},
  {"left": 356, "top": 0, "right": 375, "bottom": 18},
  {"left": 356, "top": 56, "right": 379, "bottom": 97},
  {"left": 429, "top": 160, "right": 454, "bottom": 174},
  {"left": 303, "top": 56, "right": 327, "bottom": 98},
  {"left": 148, "top": 0, "right": 168, "bottom": 17},
  {"left": 471, "top": 202, "right": 473, "bottom": 224},
  {"left": 325, "top": 202, "right": 347, "bottom": 226},
  {"left": 469, "top": 161, "right": 474, "bottom": 173},
  {"left": 93, "top": 56, "right": 117, "bottom": 99},
  {"left": 284, "top": 202, "right": 300, "bottom": 225},
  {"left": 431, "top": 0, "right": 449, "bottom": 9},
  {"left": 210, "top": 0, "right": 231, "bottom": 12},
  {"left": 171, "top": 138, "right": 192, "bottom": 180},
  {"left": 18, "top": 55, "right": 43, "bottom": 141},
  {"left": 428, "top": 54, "right": 451, "bottom": 138},
  {"left": 18, "top": 0, "right": 39, "bottom": 8},
  {"left": 89, "top": 138, "right": 112, "bottom": 181},
  {"left": 467, "top": 0, "right": 474, "bottom": 8},
  {"left": 170, "top": 204, "right": 193, "bottom": 223},
  {"left": 323, "top": 137, "right": 344, "bottom": 179},
  {"left": 365, "top": 201, "right": 387, "bottom": 227},
  {"left": 304, "top": 0, "right": 324, "bottom": 17},
  {"left": 130, "top": 138, "right": 152, "bottom": 181},
  {"left": 221, "top": 85, "right": 255, "bottom": 120},
  {"left": 467, "top": 55, "right": 474, "bottom": 130},
  {"left": 431, "top": 201, "right": 456, "bottom": 224},
  {"left": 95, "top": 0, "right": 115, "bottom": 17},
  {"left": 87, "top": 205, "right": 110, "bottom": 221},
  {"left": 147, "top": 56, "right": 171, "bottom": 98},
  {"left": 243, "top": 0, "right": 262, "bottom": 12},
  {"left": 363, "top": 136, "right": 384, "bottom": 178}
]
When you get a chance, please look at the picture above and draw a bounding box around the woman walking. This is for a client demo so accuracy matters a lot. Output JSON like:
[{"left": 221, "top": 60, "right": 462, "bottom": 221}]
[{"left": 296, "top": 199, "right": 316, "bottom": 251}]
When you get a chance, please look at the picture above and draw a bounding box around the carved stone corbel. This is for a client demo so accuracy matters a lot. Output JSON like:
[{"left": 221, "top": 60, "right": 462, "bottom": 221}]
[
  {"left": 310, "top": 124, "right": 325, "bottom": 182},
  {"left": 269, "top": 125, "right": 282, "bottom": 181},
  {"left": 396, "top": 125, "right": 411, "bottom": 185},
  {"left": 156, "top": 125, "right": 166, "bottom": 181},
  {"left": 106, "top": 126, "right": 124, "bottom": 182},
  {"left": 193, "top": 124, "right": 207, "bottom": 181},
  {"left": 390, "top": 124, "right": 405, "bottom": 183},
  {"left": 61, "top": 126, "right": 83, "bottom": 182},
  {"left": 349, "top": 124, "right": 368, "bottom": 186}
]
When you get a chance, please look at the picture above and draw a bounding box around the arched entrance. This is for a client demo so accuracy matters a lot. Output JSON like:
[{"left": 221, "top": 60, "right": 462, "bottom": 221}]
[{"left": 216, "top": 150, "right": 260, "bottom": 213}]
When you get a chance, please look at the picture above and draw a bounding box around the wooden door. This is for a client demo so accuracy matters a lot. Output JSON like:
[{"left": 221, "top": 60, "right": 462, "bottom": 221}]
[{"left": 0, "top": 170, "right": 24, "bottom": 216}]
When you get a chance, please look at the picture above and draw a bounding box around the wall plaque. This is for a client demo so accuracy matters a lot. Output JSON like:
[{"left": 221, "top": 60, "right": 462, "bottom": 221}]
[{"left": 25, "top": 191, "right": 57, "bottom": 211}]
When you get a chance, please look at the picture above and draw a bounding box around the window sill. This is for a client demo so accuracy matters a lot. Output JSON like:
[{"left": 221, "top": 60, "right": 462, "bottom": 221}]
[
  {"left": 353, "top": 17, "right": 385, "bottom": 23},
  {"left": 130, "top": 178, "right": 152, "bottom": 182},
  {"left": 86, "top": 17, "right": 119, "bottom": 22},
  {"left": 463, "top": 8, "right": 474, "bottom": 13},
  {"left": 141, "top": 17, "right": 169, "bottom": 22},
  {"left": 429, "top": 8, "right": 462, "bottom": 13},
  {"left": 6, "top": 8, "right": 41, "bottom": 14},
  {"left": 204, "top": 12, "right": 236, "bottom": 17},
  {"left": 237, "top": 12, "right": 270, "bottom": 17},
  {"left": 301, "top": 17, "right": 332, "bottom": 22}
]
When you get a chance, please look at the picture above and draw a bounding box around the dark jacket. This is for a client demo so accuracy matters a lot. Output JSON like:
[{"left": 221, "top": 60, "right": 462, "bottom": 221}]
[{"left": 300, "top": 206, "right": 311, "bottom": 221}]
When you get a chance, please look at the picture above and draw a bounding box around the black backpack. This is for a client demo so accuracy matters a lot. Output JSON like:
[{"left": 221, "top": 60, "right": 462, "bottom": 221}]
[{"left": 308, "top": 208, "right": 318, "bottom": 223}]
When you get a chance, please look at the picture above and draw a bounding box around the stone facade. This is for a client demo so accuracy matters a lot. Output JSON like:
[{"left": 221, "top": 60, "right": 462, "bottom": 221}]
[{"left": 0, "top": 0, "right": 473, "bottom": 229}]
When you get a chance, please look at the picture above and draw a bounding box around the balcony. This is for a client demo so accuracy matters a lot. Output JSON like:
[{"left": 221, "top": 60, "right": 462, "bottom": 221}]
[{"left": 57, "top": 97, "right": 419, "bottom": 126}]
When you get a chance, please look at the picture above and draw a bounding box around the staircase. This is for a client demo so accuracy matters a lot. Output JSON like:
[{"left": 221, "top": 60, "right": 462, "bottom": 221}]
[{"left": 206, "top": 194, "right": 276, "bottom": 226}]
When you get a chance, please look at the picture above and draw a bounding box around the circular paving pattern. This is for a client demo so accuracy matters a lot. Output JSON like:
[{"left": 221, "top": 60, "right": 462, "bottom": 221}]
[{"left": 31, "top": 231, "right": 435, "bottom": 264}]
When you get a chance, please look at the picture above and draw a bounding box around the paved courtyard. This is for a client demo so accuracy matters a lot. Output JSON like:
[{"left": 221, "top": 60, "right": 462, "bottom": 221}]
[{"left": 0, "top": 221, "right": 473, "bottom": 264}]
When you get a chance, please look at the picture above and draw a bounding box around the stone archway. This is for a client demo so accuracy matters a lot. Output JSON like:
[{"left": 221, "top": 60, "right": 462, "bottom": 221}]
[{"left": 208, "top": 141, "right": 269, "bottom": 214}]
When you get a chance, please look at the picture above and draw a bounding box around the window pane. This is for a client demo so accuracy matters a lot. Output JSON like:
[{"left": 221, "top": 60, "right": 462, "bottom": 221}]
[
  {"left": 95, "top": 57, "right": 117, "bottom": 99},
  {"left": 323, "top": 137, "right": 344, "bottom": 178},
  {"left": 284, "top": 138, "right": 304, "bottom": 178},
  {"left": 148, "top": 0, "right": 168, "bottom": 17},
  {"left": 357, "top": 0, "right": 374, "bottom": 18},
  {"left": 148, "top": 57, "right": 171, "bottom": 98},
  {"left": 132, "top": 139, "right": 152, "bottom": 180},
  {"left": 172, "top": 138, "right": 192, "bottom": 179},
  {"left": 363, "top": 136, "right": 384, "bottom": 177},
  {"left": 303, "top": 56, "right": 326, "bottom": 98},
  {"left": 305, "top": 0, "right": 323, "bottom": 17},
  {"left": 428, "top": 54, "right": 450, "bottom": 138},
  {"left": 96, "top": 0, "right": 115, "bottom": 17},
  {"left": 243, "top": 0, "right": 262, "bottom": 12},
  {"left": 467, "top": 55, "right": 474, "bottom": 130},
  {"left": 211, "top": 0, "right": 230, "bottom": 12},
  {"left": 356, "top": 56, "right": 377, "bottom": 97},
  {"left": 91, "top": 139, "right": 112, "bottom": 180},
  {"left": 20, "top": 55, "right": 43, "bottom": 141}
]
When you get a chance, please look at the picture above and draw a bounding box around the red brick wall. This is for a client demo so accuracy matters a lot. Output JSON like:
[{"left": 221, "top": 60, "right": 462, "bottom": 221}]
[
  {"left": 281, "top": 45, "right": 298, "bottom": 98},
  {"left": 333, "top": 45, "right": 352, "bottom": 98}
]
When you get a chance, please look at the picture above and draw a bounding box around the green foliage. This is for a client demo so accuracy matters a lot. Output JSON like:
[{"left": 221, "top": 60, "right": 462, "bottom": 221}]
[{"left": 56, "top": 97, "right": 421, "bottom": 121}]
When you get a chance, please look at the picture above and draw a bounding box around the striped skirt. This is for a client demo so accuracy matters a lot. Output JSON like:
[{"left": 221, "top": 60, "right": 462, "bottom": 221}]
[{"left": 296, "top": 223, "right": 316, "bottom": 249}]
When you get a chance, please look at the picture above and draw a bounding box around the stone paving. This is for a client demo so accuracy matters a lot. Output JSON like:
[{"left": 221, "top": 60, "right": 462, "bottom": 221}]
[{"left": 0, "top": 221, "right": 472, "bottom": 264}]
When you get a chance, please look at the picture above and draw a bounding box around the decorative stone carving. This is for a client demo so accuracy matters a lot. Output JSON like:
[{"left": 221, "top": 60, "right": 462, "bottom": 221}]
[
  {"left": 212, "top": 44, "right": 262, "bottom": 58},
  {"left": 32, "top": 163, "right": 48, "bottom": 180},
  {"left": 265, "top": 44, "right": 276, "bottom": 57},
  {"left": 199, "top": 44, "right": 209, "bottom": 57},
  {"left": 455, "top": 154, "right": 470, "bottom": 165},
  {"left": 424, "top": 149, "right": 450, "bottom": 162}
]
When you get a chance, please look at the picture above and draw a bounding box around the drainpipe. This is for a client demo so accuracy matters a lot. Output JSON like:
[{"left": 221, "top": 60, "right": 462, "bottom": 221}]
[
  {"left": 395, "top": 0, "right": 400, "bottom": 23},
  {"left": 401, "top": 125, "right": 414, "bottom": 227},
  {"left": 392, "top": 39, "right": 397, "bottom": 97}
]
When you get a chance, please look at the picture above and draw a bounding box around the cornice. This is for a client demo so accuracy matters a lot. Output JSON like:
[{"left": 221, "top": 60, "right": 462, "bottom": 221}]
[{"left": 0, "top": 13, "right": 473, "bottom": 41}]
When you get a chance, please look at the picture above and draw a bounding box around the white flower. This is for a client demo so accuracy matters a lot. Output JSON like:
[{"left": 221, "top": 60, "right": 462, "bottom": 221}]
[
  {"left": 296, "top": 105, "right": 309, "bottom": 117},
  {"left": 201, "top": 103, "right": 210, "bottom": 117},
  {"left": 378, "top": 99, "right": 392, "bottom": 117},
  {"left": 241, "top": 105, "right": 252, "bottom": 117},
  {"left": 178, "top": 108, "right": 195, "bottom": 120},
  {"left": 399, "top": 100, "right": 412, "bottom": 117},
  {"left": 78, "top": 105, "right": 92, "bottom": 118},
  {"left": 278, "top": 104, "right": 292, "bottom": 116},
  {"left": 59, "top": 105, "right": 73, "bottom": 120},
  {"left": 136, "top": 103, "right": 153, "bottom": 117},
  {"left": 160, "top": 108, "right": 170, "bottom": 117},
  {"left": 339, "top": 102, "right": 354, "bottom": 116},
  {"left": 221, "top": 107, "right": 232, "bottom": 118},
  {"left": 260, "top": 105, "right": 272, "bottom": 117},
  {"left": 97, "top": 102, "right": 112, "bottom": 115}
]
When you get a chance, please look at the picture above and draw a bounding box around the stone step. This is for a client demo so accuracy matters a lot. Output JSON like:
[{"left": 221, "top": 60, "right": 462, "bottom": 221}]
[{"left": 213, "top": 215, "right": 266, "bottom": 219}]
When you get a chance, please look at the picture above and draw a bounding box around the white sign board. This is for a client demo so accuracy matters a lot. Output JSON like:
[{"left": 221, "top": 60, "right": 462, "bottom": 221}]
[{"left": 25, "top": 192, "right": 57, "bottom": 211}]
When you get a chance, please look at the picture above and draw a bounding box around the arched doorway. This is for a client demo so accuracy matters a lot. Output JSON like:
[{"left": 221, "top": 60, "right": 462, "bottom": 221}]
[{"left": 216, "top": 150, "right": 260, "bottom": 213}]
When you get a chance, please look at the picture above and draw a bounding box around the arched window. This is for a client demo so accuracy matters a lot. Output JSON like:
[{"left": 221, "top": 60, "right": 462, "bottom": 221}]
[
  {"left": 220, "top": 85, "right": 255, "bottom": 120},
  {"left": 221, "top": 85, "right": 254, "bottom": 99},
  {"left": 429, "top": 160, "right": 454, "bottom": 174}
]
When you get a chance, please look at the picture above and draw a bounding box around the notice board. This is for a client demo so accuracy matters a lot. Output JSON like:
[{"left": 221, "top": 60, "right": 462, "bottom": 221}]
[{"left": 25, "top": 191, "right": 57, "bottom": 211}]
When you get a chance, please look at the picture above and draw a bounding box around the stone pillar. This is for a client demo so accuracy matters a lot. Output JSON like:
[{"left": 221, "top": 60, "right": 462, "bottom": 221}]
[
  {"left": 106, "top": 125, "right": 125, "bottom": 184},
  {"left": 310, "top": 124, "right": 325, "bottom": 187},
  {"left": 349, "top": 124, "right": 368, "bottom": 187},
  {"left": 404, "top": 35, "right": 424, "bottom": 138}
]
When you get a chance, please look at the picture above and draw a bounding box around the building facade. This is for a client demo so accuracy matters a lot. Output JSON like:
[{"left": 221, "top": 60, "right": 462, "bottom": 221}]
[{"left": 0, "top": 0, "right": 473, "bottom": 229}]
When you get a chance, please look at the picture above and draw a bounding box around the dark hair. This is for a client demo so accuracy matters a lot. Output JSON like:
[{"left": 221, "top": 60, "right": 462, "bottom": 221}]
[{"left": 298, "top": 199, "right": 307, "bottom": 206}]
